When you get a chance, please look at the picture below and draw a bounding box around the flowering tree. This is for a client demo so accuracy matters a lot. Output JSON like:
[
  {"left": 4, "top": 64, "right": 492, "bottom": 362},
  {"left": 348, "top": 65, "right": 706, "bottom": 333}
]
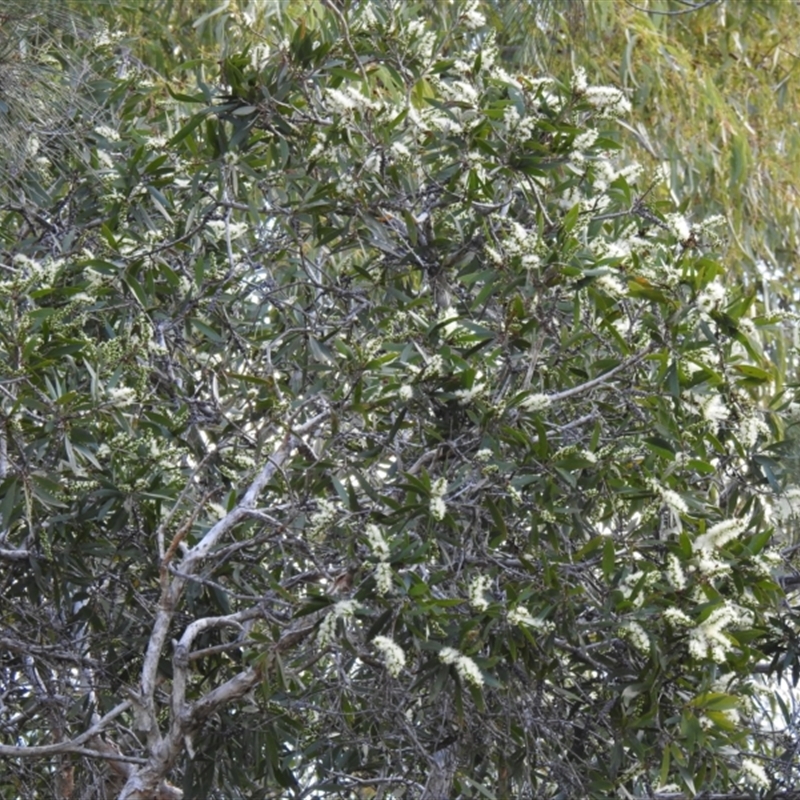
[{"left": 1, "top": 1, "right": 798, "bottom": 798}]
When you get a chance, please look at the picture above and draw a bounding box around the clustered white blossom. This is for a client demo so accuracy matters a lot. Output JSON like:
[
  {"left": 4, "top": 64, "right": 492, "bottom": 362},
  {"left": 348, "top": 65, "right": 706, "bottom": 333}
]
[
  {"left": 443, "top": 77, "right": 481, "bottom": 106},
  {"left": 365, "top": 523, "right": 390, "bottom": 560},
  {"left": 484, "top": 243, "right": 504, "bottom": 265},
  {"left": 623, "top": 621, "right": 650, "bottom": 652},
  {"left": 354, "top": 3, "right": 378, "bottom": 30},
  {"left": 665, "top": 212, "right": 691, "bottom": 242},
  {"left": 749, "top": 548, "right": 781, "bottom": 578},
  {"left": 366, "top": 524, "right": 394, "bottom": 596},
  {"left": 662, "top": 607, "right": 693, "bottom": 627},
  {"left": 372, "top": 635, "right": 406, "bottom": 677},
  {"left": 698, "top": 393, "right": 730, "bottom": 432},
  {"left": 439, "top": 647, "right": 484, "bottom": 687},
  {"left": 738, "top": 411, "right": 769, "bottom": 449},
  {"left": 412, "top": 16, "right": 441, "bottom": 53},
  {"left": 696, "top": 280, "right": 727, "bottom": 315},
  {"left": 692, "top": 549, "right": 730, "bottom": 579},
  {"left": 390, "top": 139, "right": 413, "bottom": 161},
  {"left": 248, "top": 43, "right": 271, "bottom": 70},
  {"left": 651, "top": 481, "right": 689, "bottom": 516},
  {"left": 688, "top": 601, "right": 751, "bottom": 662},
  {"left": 459, "top": 0, "right": 486, "bottom": 30},
  {"left": 374, "top": 561, "right": 393, "bottom": 596},
  {"left": 325, "top": 85, "right": 381, "bottom": 118},
  {"left": 508, "top": 606, "right": 554, "bottom": 632},
  {"left": 501, "top": 220, "right": 541, "bottom": 270},
  {"left": 437, "top": 309, "right": 464, "bottom": 338},
  {"left": 776, "top": 486, "right": 800, "bottom": 521},
  {"left": 693, "top": 518, "right": 747, "bottom": 553},
  {"left": 105, "top": 386, "right": 137, "bottom": 406},
  {"left": 519, "top": 393, "right": 551, "bottom": 412},
  {"left": 594, "top": 159, "right": 643, "bottom": 194},
  {"left": 584, "top": 85, "right": 632, "bottom": 117},
  {"left": 571, "top": 67, "right": 589, "bottom": 94},
  {"left": 337, "top": 172, "right": 357, "bottom": 197},
  {"left": 508, "top": 605, "right": 536, "bottom": 627},
  {"left": 317, "top": 600, "right": 358, "bottom": 647},
  {"left": 455, "top": 382, "right": 486, "bottom": 406},
  {"left": 92, "top": 24, "right": 124, "bottom": 47},
  {"left": 503, "top": 105, "right": 538, "bottom": 143},
  {"left": 205, "top": 219, "right": 249, "bottom": 240},
  {"left": 606, "top": 314, "right": 642, "bottom": 342},
  {"left": 739, "top": 757, "right": 770, "bottom": 790},
  {"left": 421, "top": 353, "right": 444, "bottom": 377},
  {"left": 682, "top": 390, "right": 732, "bottom": 433},
  {"left": 308, "top": 498, "right": 338, "bottom": 538},
  {"left": 430, "top": 477, "right": 448, "bottom": 521},
  {"left": 595, "top": 271, "right": 627, "bottom": 298},
  {"left": 665, "top": 554, "right": 687, "bottom": 590},
  {"left": 571, "top": 67, "right": 630, "bottom": 115},
  {"left": 619, "top": 569, "right": 656, "bottom": 608},
  {"left": 308, "top": 139, "right": 327, "bottom": 160},
  {"left": 94, "top": 124, "right": 120, "bottom": 142},
  {"left": 408, "top": 104, "right": 465, "bottom": 136},
  {"left": 468, "top": 574, "right": 492, "bottom": 611},
  {"left": 571, "top": 128, "right": 599, "bottom": 161},
  {"left": 97, "top": 149, "right": 115, "bottom": 173},
  {"left": 397, "top": 384, "right": 414, "bottom": 401}
]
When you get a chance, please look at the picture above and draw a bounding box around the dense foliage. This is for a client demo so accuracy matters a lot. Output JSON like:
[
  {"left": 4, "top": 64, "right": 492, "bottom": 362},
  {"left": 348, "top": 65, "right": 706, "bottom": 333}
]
[{"left": 1, "top": 2, "right": 799, "bottom": 798}]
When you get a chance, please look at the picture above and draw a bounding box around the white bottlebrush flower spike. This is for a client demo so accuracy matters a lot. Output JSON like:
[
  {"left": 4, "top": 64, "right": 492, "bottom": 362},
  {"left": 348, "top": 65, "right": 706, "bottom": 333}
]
[
  {"left": 439, "top": 647, "right": 484, "bottom": 687},
  {"left": 739, "top": 757, "right": 770, "bottom": 789},
  {"left": 468, "top": 574, "right": 492, "bottom": 611},
  {"left": 374, "top": 561, "right": 393, "bottom": 596},
  {"left": 699, "top": 394, "right": 730, "bottom": 430},
  {"left": 317, "top": 600, "right": 357, "bottom": 647},
  {"left": 430, "top": 477, "right": 448, "bottom": 521},
  {"left": 694, "top": 518, "right": 747, "bottom": 553},
  {"left": 519, "top": 393, "right": 551, "bottom": 412},
  {"left": 372, "top": 636, "right": 406, "bottom": 677},
  {"left": 663, "top": 607, "right": 693, "bottom": 627},
  {"left": 687, "top": 602, "right": 751, "bottom": 662},
  {"left": 665, "top": 554, "right": 687, "bottom": 590},
  {"left": 623, "top": 621, "right": 650, "bottom": 653},
  {"left": 654, "top": 482, "right": 689, "bottom": 516},
  {"left": 665, "top": 212, "right": 691, "bottom": 241},
  {"left": 508, "top": 606, "right": 538, "bottom": 628},
  {"left": 365, "top": 523, "right": 390, "bottom": 560}
]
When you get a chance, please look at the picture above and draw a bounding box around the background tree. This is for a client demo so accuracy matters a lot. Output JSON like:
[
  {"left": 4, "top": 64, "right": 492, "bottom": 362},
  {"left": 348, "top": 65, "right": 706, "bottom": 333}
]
[
  {"left": 0, "top": 1, "right": 798, "bottom": 798},
  {"left": 500, "top": 0, "right": 800, "bottom": 350}
]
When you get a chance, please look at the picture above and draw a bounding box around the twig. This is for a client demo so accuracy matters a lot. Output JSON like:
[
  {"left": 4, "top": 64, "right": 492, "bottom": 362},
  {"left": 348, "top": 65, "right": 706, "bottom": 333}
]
[{"left": 546, "top": 347, "right": 652, "bottom": 403}]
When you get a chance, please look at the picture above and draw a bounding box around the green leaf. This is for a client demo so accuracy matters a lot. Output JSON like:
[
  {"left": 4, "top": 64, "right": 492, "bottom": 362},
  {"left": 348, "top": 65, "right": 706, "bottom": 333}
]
[
  {"left": 602, "top": 537, "right": 616, "bottom": 582},
  {"left": 122, "top": 270, "right": 149, "bottom": 309},
  {"left": 167, "top": 110, "right": 213, "bottom": 146}
]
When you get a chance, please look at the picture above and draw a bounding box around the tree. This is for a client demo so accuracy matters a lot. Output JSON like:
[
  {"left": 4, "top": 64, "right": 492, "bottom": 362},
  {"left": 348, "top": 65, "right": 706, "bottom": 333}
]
[{"left": 0, "top": 1, "right": 797, "bottom": 797}]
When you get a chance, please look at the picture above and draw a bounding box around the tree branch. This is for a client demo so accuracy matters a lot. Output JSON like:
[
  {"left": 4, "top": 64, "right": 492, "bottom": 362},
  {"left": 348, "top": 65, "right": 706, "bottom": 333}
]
[
  {"left": 0, "top": 701, "right": 133, "bottom": 759},
  {"left": 547, "top": 347, "right": 653, "bottom": 403}
]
